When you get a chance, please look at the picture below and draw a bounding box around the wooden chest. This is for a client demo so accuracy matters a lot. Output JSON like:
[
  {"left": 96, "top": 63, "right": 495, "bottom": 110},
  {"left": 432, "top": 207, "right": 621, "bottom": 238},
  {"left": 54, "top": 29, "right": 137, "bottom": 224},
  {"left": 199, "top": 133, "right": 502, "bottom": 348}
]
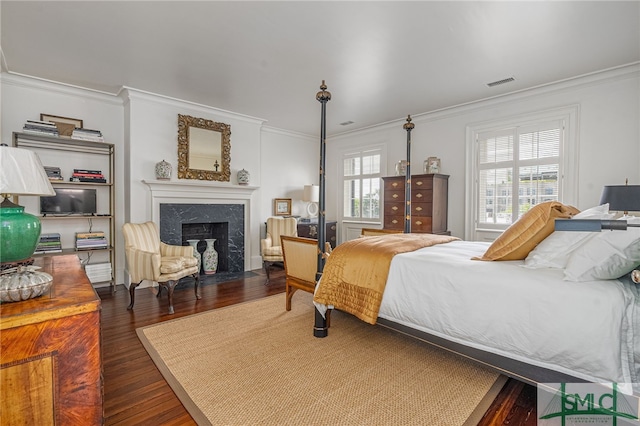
[
  {"left": 297, "top": 220, "right": 337, "bottom": 248},
  {"left": 0, "top": 255, "right": 103, "bottom": 425},
  {"left": 382, "top": 173, "right": 449, "bottom": 234}
]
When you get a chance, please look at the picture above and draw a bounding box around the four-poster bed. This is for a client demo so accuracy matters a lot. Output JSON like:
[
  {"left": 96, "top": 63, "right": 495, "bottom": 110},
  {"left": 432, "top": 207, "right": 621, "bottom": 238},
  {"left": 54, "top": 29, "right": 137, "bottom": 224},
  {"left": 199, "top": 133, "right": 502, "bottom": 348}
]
[{"left": 309, "top": 81, "right": 640, "bottom": 388}]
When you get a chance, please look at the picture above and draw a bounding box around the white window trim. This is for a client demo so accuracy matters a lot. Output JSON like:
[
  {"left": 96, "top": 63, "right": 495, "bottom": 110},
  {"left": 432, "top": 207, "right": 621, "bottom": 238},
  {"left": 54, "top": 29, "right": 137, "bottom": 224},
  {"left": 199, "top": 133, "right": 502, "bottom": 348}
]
[
  {"left": 464, "top": 105, "right": 580, "bottom": 241},
  {"left": 338, "top": 142, "right": 387, "bottom": 225}
]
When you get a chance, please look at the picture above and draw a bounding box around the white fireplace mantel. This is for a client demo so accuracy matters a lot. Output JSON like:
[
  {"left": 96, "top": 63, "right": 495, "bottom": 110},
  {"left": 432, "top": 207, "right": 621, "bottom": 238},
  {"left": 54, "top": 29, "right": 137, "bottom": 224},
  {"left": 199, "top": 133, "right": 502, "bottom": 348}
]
[
  {"left": 143, "top": 179, "right": 259, "bottom": 271},
  {"left": 143, "top": 179, "right": 258, "bottom": 200},
  {"left": 143, "top": 179, "right": 259, "bottom": 222}
]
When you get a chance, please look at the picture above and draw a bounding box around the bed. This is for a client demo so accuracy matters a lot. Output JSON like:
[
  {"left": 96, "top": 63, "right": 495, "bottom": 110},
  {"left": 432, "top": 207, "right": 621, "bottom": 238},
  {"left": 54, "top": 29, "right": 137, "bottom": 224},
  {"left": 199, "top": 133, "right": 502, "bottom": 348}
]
[
  {"left": 310, "top": 82, "right": 640, "bottom": 389},
  {"left": 312, "top": 209, "right": 640, "bottom": 389}
]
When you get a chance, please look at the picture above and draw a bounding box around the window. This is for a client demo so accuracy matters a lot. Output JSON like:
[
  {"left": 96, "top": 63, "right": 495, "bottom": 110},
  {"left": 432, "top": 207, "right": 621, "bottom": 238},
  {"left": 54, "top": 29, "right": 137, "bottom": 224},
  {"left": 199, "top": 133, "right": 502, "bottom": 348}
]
[
  {"left": 342, "top": 148, "right": 382, "bottom": 220},
  {"left": 467, "top": 106, "right": 578, "bottom": 240}
]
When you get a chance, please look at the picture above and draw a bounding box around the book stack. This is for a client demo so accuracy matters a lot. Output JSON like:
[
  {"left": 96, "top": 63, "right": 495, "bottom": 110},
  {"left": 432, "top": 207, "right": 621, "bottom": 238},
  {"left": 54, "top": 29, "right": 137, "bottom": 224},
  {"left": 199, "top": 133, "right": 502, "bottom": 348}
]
[
  {"left": 70, "top": 169, "right": 107, "bottom": 183},
  {"left": 35, "top": 232, "right": 62, "bottom": 254},
  {"left": 75, "top": 231, "right": 108, "bottom": 250},
  {"left": 72, "top": 128, "right": 104, "bottom": 142},
  {"left": 84, "top": 262, "right": 112, "bottom": 284},
  {"left": 44, "top": 166, "right": 63, "bottom": 181},
  {"left": 22, "top": 120, "right": 60, "bottom": 137}
]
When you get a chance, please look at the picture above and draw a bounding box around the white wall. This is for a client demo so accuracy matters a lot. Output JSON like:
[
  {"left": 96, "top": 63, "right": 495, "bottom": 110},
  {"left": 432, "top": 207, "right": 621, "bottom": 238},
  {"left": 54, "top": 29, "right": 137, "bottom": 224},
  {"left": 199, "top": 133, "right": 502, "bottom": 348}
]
[
  {"left": 327, "top": 64, "right": 640, "bottom": 240},
  {"left": 260, "top": 127, "right": 318, "bottom": 217},
  {"left": 1, "top": 74, "right": 319, "bottom": 280},
  {"left": 1, "top": 73, "right": 126, "bottom": 282}
]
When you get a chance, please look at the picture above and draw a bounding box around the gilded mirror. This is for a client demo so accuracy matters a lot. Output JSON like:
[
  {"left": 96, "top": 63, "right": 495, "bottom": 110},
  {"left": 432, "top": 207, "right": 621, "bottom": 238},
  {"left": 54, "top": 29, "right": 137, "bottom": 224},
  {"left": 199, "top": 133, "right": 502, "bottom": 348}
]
[{"left": 177, "top": 114, "right": 231, "bottom": 181}]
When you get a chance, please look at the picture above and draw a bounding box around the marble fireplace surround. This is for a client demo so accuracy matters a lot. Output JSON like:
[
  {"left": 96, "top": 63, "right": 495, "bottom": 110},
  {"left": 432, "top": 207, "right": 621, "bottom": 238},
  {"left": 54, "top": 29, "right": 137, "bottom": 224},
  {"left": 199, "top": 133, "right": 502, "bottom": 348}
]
[{"left": 143, "top": 180, "right": 258, "bottom": 272}]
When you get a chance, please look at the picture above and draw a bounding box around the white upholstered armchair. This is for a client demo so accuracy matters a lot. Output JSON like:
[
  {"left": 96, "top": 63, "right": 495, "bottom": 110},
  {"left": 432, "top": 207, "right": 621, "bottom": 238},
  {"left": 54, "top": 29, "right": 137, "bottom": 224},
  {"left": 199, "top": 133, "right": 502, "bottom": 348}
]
[
  {"left": 123, "top": 221, "right": 200, "bottom": 314},
  {"left": 260, "top": 216, "right": 298, "bottom": 283}
]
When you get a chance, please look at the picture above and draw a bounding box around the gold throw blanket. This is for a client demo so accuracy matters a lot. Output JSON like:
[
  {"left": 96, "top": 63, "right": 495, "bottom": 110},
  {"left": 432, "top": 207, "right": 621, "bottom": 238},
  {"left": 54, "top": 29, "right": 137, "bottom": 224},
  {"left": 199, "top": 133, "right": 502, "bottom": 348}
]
[{"left": 314, "top": 233, "right": 459, "bottom": 324}]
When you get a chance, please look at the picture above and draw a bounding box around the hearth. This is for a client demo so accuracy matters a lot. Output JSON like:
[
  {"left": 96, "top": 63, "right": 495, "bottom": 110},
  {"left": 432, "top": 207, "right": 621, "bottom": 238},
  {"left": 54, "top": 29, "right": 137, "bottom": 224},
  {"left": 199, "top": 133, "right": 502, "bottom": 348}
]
[
  {"left": 182, "top": 222, "right": 229, "bottom": 273},
  {"left": 159, "top": 203, "right": 244, "bottom": 273}
]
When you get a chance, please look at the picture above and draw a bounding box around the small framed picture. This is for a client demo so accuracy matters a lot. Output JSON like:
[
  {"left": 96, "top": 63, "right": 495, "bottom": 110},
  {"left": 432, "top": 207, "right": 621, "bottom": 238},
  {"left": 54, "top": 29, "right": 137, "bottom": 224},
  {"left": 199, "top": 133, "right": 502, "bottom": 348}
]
[
  {"left": 40, "top": 114, "right": 84, "bottom": 137},
  {"left": 274, "top": 198, "right": 292, "bottom": 216}
]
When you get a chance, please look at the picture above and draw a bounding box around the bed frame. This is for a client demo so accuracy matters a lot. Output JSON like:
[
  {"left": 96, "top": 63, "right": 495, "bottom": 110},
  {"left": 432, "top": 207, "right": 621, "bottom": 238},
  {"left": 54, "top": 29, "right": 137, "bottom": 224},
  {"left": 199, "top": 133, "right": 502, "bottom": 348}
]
[{"left": 309, "top": 82, "right": 589, "bottom": 386}]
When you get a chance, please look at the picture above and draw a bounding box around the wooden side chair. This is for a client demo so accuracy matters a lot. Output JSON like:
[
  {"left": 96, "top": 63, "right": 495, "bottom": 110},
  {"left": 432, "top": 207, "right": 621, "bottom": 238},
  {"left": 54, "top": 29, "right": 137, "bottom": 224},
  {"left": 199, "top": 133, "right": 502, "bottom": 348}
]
[
  {"left": 280, "top": 235, "right": 320, "bottom": 311},
  {"left": 123, "top": 221, "right": 200, "bottom": 314},
  {"left": 360, "top": 228, "right": 403, "bottom": 236}
]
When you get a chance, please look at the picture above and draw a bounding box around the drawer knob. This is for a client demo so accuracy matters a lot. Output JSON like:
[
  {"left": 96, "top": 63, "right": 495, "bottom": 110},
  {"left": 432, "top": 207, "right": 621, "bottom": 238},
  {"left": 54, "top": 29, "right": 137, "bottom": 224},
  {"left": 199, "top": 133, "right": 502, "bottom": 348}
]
[
  {"left": 415, "top": 220, "right": 423, "bottom": 225},
  {"left": 392, "top": 194, "right": 399, "bottom": 199},
  {"left": 391, "top": 219, "right": 398, "bottom": 224},
  {"left": 415, "top": 193, "right": 423, "bottom": 198},
  {"left": 415, "top": 206, "right": 423, "bottom": 212},
  {"left": 415, "top": 181, "right": 423, "bottom": 186},
  {"left": 392, "top": 182, "right": 399, "bottom": 188},
  {"left": 392, "top": 206, "right": 398, "bottom": 211}
]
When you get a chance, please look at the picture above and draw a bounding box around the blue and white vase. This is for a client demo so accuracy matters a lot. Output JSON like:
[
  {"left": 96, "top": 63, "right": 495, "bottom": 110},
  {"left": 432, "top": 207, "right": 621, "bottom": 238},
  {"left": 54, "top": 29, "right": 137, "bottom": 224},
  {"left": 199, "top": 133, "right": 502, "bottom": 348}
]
[
  {"left": 202, "top": 239, "right": 218, "bottom": 275},
  {"left": 186, "top": 239, "right": 201, "bottom": 274}
]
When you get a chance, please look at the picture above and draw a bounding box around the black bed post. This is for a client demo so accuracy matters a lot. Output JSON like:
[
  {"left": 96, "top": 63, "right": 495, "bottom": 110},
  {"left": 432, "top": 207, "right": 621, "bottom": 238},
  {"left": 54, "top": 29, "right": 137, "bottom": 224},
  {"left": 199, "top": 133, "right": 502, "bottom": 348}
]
[
  {"left": 403, "top": 115, "right": 414, "bottom": 233},
  {"left": 314, "top": 80, "right": 331, "bottom": 338}
]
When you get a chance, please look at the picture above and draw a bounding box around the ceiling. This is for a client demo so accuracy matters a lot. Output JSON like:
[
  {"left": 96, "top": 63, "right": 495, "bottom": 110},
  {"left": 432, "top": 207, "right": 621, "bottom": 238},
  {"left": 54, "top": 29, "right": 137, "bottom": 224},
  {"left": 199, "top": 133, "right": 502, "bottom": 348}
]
[{"left": 1, "top": 1, "right": 639, "bottom": 136}]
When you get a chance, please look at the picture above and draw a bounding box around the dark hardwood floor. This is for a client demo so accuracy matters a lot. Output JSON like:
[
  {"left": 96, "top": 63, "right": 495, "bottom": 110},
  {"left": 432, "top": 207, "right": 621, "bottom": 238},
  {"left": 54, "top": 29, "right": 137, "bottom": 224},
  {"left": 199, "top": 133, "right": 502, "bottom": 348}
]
[{"left": 97, "top": 266, "right": 536, "bottom": 425}]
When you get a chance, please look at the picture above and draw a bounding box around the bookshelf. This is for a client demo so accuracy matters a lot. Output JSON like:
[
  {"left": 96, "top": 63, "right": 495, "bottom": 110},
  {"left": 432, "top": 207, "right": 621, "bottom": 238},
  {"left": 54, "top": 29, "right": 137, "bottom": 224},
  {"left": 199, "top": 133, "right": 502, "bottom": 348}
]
[{"left": 12, "top": 131, "right": 116, "bottom": 292}]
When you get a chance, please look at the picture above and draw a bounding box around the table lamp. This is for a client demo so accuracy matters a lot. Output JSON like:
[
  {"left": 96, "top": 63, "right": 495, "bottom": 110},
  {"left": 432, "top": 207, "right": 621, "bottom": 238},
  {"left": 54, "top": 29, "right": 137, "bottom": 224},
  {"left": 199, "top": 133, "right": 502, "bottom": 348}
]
[
  {"left": 303, "top": 184, "right": 319, "bottom": 218},
  {"left": 0, "top": 144, "right": 56, "bottom": 301},
  {"left": 599, "top": 183, "right": 640, "bottom": 217}
]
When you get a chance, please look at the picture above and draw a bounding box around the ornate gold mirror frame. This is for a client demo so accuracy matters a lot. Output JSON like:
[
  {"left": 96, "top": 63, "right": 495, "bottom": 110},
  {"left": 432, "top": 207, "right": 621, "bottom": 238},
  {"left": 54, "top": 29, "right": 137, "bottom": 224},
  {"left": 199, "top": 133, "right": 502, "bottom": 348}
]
[{"left": 177, "top": 114, "right": 231, "bottom": 181}]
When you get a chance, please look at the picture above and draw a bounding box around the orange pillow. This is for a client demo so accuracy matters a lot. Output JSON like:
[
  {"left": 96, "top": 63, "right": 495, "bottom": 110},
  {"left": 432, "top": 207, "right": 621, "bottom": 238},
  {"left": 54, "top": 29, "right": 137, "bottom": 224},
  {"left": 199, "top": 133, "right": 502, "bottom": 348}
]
[{"left": 475, "top": 201, "right": 579, "bottom": 261}]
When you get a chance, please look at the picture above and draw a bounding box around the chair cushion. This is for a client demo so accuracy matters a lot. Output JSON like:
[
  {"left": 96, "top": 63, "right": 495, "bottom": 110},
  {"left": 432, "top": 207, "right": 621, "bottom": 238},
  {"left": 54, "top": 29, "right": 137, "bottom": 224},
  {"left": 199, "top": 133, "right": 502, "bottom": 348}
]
[
  {"left": 160, "top": 256, "right": 197, "bottom": 274},
  {"left": 262, "top": 246, "right": 283, "bottom": 256}
]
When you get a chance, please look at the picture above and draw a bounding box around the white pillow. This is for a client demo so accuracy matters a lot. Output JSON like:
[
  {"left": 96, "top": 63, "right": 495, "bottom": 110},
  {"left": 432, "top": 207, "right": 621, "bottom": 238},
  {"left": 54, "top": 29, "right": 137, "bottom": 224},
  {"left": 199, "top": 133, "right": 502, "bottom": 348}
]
[
  {"left": 564, "top": 216, "right": 640, "bottom": 281},
  {"left": 523, "top": 204, "right": 614, "bottom": 269}
]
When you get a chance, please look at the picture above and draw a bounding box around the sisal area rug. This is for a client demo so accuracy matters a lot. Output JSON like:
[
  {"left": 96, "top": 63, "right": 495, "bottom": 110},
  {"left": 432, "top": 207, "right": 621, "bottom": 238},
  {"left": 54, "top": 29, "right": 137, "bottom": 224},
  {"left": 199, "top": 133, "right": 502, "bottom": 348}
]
[{"left": 137, "top": 292, "right": 505, "bottom": 425}]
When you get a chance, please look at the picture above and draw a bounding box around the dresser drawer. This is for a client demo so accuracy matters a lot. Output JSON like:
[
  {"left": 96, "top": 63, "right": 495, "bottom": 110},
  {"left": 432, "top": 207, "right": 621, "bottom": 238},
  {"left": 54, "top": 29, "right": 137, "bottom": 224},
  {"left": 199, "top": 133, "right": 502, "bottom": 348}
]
[
  {"left": 412, "top": 176, "right": 434, "bottom": 190},
  {"left": 412, "top": 202, "right": 433, "bottom": 217},
  {"left": 384, "top": 177, "right": 404, "bottom": 191},
  {"left": 384, "top": 202, "right": 404, "bottom": 216},
  {"left": 383, "top": 215, "right": 404, "bottom": 230},
  {"left": 410, "top": 216, "right": 433, "bottom": 232},
  {"left": 411, "top": 188, "right": 433, "bottom": 202}
]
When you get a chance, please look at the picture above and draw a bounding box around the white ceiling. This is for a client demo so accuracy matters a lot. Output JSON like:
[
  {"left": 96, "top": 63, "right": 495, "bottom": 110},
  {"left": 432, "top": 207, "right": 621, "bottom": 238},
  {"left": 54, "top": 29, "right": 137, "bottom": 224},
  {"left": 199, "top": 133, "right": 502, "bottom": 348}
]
[{"left": 1, "top": 1, "right": 639, "bottom": 136}]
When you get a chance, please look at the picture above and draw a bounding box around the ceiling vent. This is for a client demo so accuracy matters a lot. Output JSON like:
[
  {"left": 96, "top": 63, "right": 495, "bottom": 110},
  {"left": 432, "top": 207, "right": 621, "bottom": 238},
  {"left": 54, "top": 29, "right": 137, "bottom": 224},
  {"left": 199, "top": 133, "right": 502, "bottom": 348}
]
[
  {"left": 340, "top": 121, "right": 354, "bottom": 126},
  {"left": 487, "top": 77, "right": 515, "bottom": 87}
]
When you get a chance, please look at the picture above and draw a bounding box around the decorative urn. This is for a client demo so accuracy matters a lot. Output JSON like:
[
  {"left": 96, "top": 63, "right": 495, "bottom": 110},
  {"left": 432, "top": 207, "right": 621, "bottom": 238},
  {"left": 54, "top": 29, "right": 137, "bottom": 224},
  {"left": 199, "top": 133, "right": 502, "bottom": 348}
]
[
  {"left": 237, "top": 169, "right": 250, "bottom": 185},
  {"left": 155, "top": 159, "right": 172, "bottom": 180}
]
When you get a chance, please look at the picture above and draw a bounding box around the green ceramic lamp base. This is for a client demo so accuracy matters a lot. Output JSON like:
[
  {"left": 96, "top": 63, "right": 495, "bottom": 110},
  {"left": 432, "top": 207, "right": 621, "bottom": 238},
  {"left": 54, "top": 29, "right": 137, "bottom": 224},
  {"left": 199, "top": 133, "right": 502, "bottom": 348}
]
[{"left": 0, "top": 197, "right": 41, "bottom": 264}]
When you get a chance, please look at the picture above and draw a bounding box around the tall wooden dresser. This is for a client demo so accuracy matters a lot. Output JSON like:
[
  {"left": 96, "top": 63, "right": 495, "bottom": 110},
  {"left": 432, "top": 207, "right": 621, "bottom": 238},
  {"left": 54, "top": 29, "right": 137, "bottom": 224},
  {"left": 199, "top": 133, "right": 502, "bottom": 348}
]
[
  {"left": 0, "top": 255, "right": 103, "bottom": 425},
  {"left": 382, "top": 173, "right": 449, "bottom": 234}
]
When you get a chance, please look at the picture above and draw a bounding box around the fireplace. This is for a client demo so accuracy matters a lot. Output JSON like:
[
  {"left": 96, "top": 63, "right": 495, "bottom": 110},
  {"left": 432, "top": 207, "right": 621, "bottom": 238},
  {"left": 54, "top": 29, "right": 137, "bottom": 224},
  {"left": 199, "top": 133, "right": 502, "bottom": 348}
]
[
  {"left": 143, "top": 179, "right": 258, "bottom": 273},
  {"left": 159, "top": 203, "right": 244, "bottom": 273}
]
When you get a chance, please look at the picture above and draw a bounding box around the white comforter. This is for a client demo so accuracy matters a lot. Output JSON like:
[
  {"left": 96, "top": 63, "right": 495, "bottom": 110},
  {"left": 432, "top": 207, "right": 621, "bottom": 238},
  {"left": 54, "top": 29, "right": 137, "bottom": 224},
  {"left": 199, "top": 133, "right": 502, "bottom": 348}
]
[{"left": 376, "top": 240, "right": 639, "bottom": 386}]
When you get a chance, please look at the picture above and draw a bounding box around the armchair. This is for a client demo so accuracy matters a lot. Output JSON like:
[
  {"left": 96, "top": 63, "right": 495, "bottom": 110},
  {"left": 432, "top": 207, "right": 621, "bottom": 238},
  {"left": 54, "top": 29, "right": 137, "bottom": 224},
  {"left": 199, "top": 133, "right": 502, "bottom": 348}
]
[
  {"left": 123, "top": 221, "right": 200, "bottom": 314},
  {"left": 260, "top": 216, "right": 298, "bottom": 283},
  {"left": 280, "top": 236, "right": 319, "bottom": 311}
]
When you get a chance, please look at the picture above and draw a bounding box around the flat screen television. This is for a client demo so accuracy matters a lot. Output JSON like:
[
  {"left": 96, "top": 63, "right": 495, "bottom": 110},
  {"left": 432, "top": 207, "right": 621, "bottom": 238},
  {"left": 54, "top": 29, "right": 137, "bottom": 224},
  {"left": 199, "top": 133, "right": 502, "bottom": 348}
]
[{"left": 40, "top": 188, "right": 97, "bottom": 216}]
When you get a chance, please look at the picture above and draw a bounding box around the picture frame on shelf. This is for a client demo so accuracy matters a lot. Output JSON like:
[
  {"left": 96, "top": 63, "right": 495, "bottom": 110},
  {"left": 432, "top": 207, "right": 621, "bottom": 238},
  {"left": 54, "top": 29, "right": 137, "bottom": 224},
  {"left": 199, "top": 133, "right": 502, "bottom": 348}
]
[
  {"left": 274, "top": 198, "right": 292, "bottom": 216},
  {"left": 40, "top": 114, "right": 83, "bottom": 136}
]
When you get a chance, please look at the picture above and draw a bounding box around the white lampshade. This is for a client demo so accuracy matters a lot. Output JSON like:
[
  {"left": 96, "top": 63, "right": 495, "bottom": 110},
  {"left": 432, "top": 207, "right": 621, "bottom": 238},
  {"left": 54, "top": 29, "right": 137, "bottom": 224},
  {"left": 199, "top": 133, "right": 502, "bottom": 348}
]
[
  {"left": 302, "top": 184, "right": 319, "bottom": 203},
  {"left": 0, "top": 145, "right": 55, "bottom": 196}
]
